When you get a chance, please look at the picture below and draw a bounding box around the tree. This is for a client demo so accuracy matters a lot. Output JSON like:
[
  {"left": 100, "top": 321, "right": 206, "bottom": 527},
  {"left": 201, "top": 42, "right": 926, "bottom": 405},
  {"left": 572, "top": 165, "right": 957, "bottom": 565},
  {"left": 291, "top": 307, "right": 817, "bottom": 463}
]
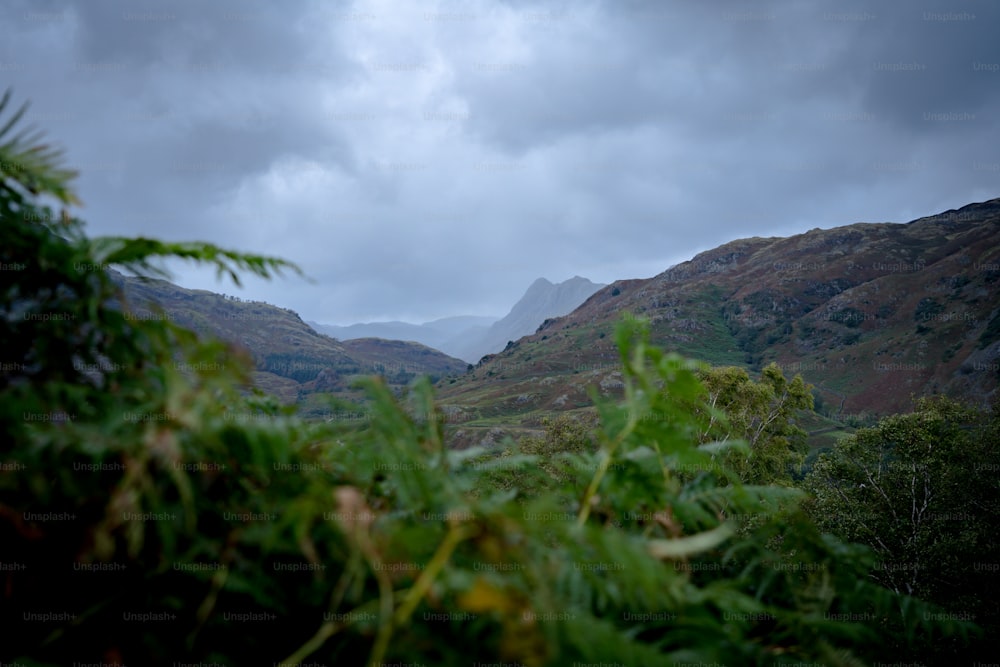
[
  {"left": 694, "top": 363, "right": 813, "bottom": 486},
  {"left": 477, "top": 413, "right": 596, "bottom": 497},
  {"left": 804, "top": 396, "right": 1000, "bottom": 661}
]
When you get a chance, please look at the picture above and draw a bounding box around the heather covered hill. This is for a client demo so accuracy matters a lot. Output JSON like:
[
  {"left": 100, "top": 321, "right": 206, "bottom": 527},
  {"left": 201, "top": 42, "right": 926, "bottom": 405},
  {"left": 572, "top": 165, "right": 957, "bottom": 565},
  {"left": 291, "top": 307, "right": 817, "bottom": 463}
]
[
  {"left": 437, "top": 199, "right": 1000, "bottom": 437},
  {"left": 109, "top": 271, "right": 468, "bottom": 403}
]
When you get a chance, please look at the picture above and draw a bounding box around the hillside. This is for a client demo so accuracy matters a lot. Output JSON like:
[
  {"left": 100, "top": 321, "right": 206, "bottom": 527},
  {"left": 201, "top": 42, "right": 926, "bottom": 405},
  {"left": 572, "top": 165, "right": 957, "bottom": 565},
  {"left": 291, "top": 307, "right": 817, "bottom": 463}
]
[
  {"left": 109, "top": 272, "right": 468, "bottom": 405},
  {"left": 437, "top": 199, "right": 1000, "bottom": 444}
]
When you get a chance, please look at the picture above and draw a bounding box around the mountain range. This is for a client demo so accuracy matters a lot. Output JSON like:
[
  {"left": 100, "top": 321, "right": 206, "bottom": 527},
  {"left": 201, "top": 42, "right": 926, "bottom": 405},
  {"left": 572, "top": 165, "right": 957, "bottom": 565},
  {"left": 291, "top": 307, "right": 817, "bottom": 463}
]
[
  {"left": 311, "top": 276, "right": 605, "bottom": 363},
  {"left": 106, "top": 199, "right": 1000, "bottom": 448},
  {"left": 308, "top": 316, "right": 498, "bottom": 364}
]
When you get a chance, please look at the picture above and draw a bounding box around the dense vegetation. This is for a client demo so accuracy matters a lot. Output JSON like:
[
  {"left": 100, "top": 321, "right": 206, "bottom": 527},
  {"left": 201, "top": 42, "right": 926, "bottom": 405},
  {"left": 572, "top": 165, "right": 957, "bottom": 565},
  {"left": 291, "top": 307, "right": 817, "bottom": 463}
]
[
  {"left": 804, "top": 396, "right": 1000, "bottom": 658},
  {"left": 2, "top": 92, "right": 997, "bottom": 665}
]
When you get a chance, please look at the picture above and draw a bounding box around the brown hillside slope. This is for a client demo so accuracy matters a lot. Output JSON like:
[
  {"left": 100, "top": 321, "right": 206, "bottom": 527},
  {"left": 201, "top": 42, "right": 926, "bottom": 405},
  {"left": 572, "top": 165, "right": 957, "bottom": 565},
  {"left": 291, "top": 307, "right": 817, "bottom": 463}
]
[
  {"left": 438, "top": 199, "right": 1000, "bottom": 433},
  {"left": 110, "top": 272, "right": 468, "bottom": 403}
]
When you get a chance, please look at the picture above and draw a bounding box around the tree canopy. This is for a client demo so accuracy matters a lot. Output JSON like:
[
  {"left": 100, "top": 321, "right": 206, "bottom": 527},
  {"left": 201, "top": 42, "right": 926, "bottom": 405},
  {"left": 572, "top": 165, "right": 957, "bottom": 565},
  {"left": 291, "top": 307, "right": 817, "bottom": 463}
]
[{"left": 804, "top": 396, "right": 1000, "bottom": 659}]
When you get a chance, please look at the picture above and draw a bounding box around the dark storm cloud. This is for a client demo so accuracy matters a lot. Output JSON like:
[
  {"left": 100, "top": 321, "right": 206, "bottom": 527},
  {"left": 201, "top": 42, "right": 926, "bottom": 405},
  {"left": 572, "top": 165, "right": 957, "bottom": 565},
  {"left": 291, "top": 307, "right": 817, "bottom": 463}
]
[{"left": 1, "top": 0, "right": 997, "bottom": 324}]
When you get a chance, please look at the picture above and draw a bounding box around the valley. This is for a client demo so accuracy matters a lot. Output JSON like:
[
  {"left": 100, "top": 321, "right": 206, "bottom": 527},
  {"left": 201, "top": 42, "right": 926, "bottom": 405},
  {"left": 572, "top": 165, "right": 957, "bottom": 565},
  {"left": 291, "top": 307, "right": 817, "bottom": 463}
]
[
  {"left": 6, "top": 3, "right": 1000, "bottom": 661},
  {"left": 108, "top": 199, "right": 1000, "bottom": 457}
]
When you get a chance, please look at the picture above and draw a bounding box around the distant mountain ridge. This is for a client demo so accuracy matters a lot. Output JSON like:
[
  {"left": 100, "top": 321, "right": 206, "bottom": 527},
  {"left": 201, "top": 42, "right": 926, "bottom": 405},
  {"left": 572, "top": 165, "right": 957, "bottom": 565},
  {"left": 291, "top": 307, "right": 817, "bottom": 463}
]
[
  {"left": 309, "top": 316, "right": 498, "bottom": 361},
  {"left": 470, "top": 276, "right": 606, "bottom": 362},
  {"left": 312, "top": 276, "right": 605, "bottom": 363}
]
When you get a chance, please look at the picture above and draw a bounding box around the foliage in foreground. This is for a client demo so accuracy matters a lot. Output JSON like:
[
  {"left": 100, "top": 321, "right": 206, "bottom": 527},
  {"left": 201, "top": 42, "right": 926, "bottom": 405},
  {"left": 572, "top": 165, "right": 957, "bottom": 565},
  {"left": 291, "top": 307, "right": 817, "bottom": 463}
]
[{"left": 0, "top": 90, "right": 985, "bottom": 665}]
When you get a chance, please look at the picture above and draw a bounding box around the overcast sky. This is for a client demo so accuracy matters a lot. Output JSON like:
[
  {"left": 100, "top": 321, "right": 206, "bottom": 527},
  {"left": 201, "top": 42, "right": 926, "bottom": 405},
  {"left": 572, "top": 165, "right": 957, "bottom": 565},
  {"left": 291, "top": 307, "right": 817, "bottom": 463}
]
[{"left": 2, "top": 0, "right": 997, "bottom": 324}]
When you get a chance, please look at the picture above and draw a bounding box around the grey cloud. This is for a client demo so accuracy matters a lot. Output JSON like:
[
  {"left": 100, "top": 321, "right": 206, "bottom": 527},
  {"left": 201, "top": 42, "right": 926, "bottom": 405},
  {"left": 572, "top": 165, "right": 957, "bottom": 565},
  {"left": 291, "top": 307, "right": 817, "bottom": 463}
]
[{"left": 1, "top": 0, "right": 997, "bottom": 325}]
